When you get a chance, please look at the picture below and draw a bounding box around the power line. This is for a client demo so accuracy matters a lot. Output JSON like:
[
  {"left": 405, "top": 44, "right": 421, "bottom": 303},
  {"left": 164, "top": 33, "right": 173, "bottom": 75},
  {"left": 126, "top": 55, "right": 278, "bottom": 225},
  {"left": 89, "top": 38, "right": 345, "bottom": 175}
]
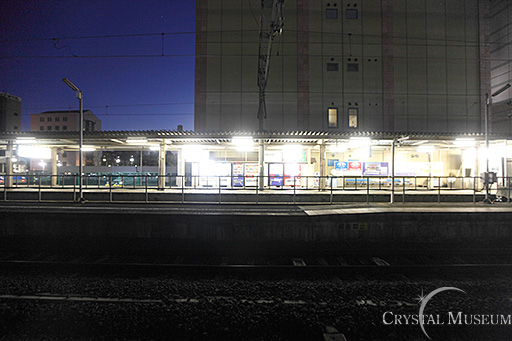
[{"left": 25, "top": 102, "right": 194, "bottom": 111}]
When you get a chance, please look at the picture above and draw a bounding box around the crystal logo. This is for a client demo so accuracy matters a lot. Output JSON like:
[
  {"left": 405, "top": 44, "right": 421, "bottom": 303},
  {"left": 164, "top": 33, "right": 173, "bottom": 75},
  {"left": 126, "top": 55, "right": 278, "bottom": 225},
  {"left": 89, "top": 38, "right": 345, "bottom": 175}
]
[
  {"left": 382, "top": 286, "right": 512, "bottom": 340},
  {"left": 417, "top": 287, "right": 466, "bottom": 339}
]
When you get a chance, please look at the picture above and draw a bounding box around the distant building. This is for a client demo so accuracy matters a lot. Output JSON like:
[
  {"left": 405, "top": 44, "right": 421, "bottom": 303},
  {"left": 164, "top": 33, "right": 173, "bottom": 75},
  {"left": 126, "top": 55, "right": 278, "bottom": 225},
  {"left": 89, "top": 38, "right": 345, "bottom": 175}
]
[
  {"left": 30, "top": 110, "right": 101, "bottom": 132},
  {"left": 0, "top": 92, "right": 21, "bottom": 131},
  {"left": 195, "top": 0, "right": 508, "bottom": 133},
  {"left": 29, "top": 110, "right": 101, "bottom": 168}
]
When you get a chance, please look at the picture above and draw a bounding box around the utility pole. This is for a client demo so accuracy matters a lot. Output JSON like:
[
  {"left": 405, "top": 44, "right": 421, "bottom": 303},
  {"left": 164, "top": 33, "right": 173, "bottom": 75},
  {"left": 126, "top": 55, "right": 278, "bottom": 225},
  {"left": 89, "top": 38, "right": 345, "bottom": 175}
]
[{"left": 257, "top": 0, "right": 284, "bottom": 132}]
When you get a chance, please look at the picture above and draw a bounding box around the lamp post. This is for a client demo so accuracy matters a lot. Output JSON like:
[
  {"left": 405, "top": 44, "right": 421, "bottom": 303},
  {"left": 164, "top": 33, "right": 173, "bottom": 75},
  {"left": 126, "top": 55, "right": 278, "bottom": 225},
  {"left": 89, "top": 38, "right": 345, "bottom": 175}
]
[
  {"left": 63, "top": 78, "right": 84, "bottom": 202},
  {"left": 484, "top": 83, "right": 511, "bottom": 203}
]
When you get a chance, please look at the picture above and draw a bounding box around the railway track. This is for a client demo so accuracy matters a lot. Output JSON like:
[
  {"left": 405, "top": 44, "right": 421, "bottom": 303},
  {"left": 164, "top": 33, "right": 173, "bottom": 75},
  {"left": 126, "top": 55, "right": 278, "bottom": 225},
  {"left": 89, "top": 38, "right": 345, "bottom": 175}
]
[{"left": 2, "top": 249, "right": 512, "bottom": 277}]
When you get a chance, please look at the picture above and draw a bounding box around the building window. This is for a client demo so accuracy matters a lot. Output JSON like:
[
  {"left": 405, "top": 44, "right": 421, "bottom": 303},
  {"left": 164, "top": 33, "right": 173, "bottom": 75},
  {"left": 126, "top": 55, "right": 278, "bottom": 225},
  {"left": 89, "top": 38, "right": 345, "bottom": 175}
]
[
  {"left": 327, "top": 63, "right": 339, "bottom": 71},
  {"left": 55, "top": 126, "right": 60, "bottom": 131},
  {"left": 326, "top": 8, "right": 338, "bottom": 19},
  {"left": 347, "top": 63, "right": 359, "bottom": 72},
  {"left": 62, "top": 152, "right": 67, "bottom": 157},
  {"left": 39, "top": 126, "right": 44, "bottom": 131},
  {"left": 13, "top": 126, "right": 18, "bottom": 130},
  {"left": 63, "top": 117, "right": 68, "bottom": 122},
  {"left": 40, "top": 117, "right": 44, "bottom": 122},
  {"left": 328, "top": 108, "right": 338, "bottom": 128},
  {"left": 63, "top": 125, "right": 67, "bottom": 131},
  {"left": 14, "top": 112, "right": 18, "bottom": 117},
  {"left": 346, "top": 9, "right": 358, "bottom": 19},
  {"left": 47, "top": 126, "right": 52, "bottom": 131},
  {"left": 62, "top": 162, "right": 67, "bottom": 167},
  {"left": 47, "top": 117, "right": 52, "bottom": 122},
  {"left": 348, "top": 108, "right": 358, "bottom": 128},
  {"left": 55, "top": 117, "right": 60, "bottom": 122}
]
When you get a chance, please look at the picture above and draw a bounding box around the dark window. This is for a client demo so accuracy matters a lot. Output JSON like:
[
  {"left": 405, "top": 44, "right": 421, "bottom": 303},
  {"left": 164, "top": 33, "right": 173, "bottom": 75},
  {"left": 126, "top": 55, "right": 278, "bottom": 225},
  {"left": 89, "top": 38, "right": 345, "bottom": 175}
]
[
  {"left": 62, "top": 162, "right": 67, "bottom": 167},
  {"left": 327, "top": 63, "right": 339, "bottom": 71},
  {"left": 14, "top": 112, "right": 18, "bottom": 117},
  {"left": 346, "top": 9, "right": 358, "bottom": 19},
  {"left": 62, "top": 152, "right": 67, "bottom": 157},
  {"left": 13, "top": 126, "right": 18, "bottom": 130},
  {"left": 63, "top": 117, "right": 68, "bottom": 122},
  {"left": 348, "top": 108, "right": 358, "bottom": 128},
  {"left": 40, "top": 117, "right": 44, "bottom": 122},
  {"left": 55, "top": 126, "right": 60, "bottom": 131},
  {"left": 47, "top": 126, "right": 52, "bottom": 131},
  {"left": 55, "top": 117, "right": 60, "bottom": 122},
  {"left": 328, "top": 108, "right": 338, "bottom": 128},
  {"left": 347, "top": 63, "right": 359, "bottom": 72},
  {"left": 47, "top": 117, "right": 52, "bottom": 122},
  {"left": 39, "top": 126, "right": 44, "bottom": 131},
  {"left": 63, "top": 125, "right": 67, "bottom": 131},
  {"left": 326, "top": 8, "right": 338, "bottom": 19}
]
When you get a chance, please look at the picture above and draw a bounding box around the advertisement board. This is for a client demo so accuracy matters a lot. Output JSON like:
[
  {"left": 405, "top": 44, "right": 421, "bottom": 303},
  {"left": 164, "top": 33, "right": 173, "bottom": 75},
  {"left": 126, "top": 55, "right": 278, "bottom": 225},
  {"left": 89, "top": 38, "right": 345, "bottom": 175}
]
[{"left": 268, "top": 163, "right": 284, "bottom": 187}]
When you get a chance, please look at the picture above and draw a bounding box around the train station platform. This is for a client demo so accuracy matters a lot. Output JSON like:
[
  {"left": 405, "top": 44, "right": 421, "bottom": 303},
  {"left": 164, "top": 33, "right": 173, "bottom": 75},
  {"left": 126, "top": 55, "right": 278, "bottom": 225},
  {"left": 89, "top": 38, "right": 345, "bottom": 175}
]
[{"left": 1, "top": 201, "right": 512, "bottom": 245}]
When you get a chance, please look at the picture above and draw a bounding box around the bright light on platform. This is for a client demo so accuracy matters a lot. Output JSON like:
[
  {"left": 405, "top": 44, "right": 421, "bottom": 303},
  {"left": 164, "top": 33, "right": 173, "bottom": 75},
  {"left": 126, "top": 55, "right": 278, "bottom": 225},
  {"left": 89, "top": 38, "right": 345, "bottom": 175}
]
[
  {"left": 454, "top": 138, "right": 475, "bottom": 147},
  {"left": 417, "top": 145, "right": 434, "bottom": 153},
  {"left": 16, "top": 137, "right": 36, "bottom": 144},
  {"left": 18, "top": 145, "right": 51, "bottom": 159},
  {"left": 81, "top": 146, "right": 96, "bottom": 152},
  {"left": 349, "top": 137, "right": 371, "bottom": 147},
  {"left": 232, "top": 136, "right": 253, "bottom": 151},
  {"left": 126, "top": 137, "right": 147, "bottom": 144}
]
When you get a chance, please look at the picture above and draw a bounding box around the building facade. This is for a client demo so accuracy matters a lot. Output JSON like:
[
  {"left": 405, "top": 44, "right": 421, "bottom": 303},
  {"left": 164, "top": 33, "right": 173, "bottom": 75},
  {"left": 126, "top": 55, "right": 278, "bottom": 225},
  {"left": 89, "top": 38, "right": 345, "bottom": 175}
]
[
  {"left": 29, "top": 110, "right": 101, "bottom": 168},
  {"left": 0, "top": 92, "right": 21, "bottom": 132},
  {"left": 195, "top": 0, "right": 490, "bottom": 133},
  {"left": 30, "top": 110, "right": 101, "bottom": 133}
]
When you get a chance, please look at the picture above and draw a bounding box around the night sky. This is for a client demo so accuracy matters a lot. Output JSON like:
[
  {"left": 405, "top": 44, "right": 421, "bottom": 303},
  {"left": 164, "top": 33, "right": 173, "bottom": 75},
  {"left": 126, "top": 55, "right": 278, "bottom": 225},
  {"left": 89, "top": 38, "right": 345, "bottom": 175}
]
[{"left": 0, "top": 0, "right": 196, "bottom": 131}]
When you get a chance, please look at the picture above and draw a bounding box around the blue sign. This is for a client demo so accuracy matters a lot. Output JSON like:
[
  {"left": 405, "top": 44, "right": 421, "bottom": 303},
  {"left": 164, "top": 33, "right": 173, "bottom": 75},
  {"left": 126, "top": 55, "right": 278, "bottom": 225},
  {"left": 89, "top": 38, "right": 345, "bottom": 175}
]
[{"left": 334, "top": 161, "right": 348, "bottom": 171}]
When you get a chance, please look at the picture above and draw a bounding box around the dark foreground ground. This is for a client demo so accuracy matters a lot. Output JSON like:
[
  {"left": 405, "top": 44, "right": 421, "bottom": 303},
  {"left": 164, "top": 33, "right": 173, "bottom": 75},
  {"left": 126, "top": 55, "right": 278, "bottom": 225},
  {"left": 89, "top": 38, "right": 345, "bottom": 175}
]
[{"left": 1, "top": 269, "right": 511, "bottom": 340}]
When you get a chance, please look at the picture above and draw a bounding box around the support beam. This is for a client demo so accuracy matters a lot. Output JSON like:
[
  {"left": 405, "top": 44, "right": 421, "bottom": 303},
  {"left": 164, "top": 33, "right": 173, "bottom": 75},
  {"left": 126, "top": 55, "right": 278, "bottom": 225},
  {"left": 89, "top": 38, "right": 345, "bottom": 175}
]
[
  {"left": 5, "top": 141, "right": 13, "bottom": 188},
  {"left": 51, "top": 148, "right": 58, "bottom": 186},
  {"left": 258, "top": 143, "right": 265, "bottom": 190},
  {"left": 319, "top": 143, "right": 325, "bottom": 191},
  {"left": 158, "top": 143, "right": 166, "bottom": 190}
]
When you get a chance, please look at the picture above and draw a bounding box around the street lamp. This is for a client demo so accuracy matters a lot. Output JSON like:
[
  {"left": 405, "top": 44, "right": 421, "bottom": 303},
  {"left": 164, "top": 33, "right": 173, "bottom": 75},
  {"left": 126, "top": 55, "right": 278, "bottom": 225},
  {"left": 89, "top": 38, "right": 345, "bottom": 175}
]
[
  {"left": 484, "top": 83, "right": 511, "bottom": 203},
  {"left": 63, "top": 78, "right": 84, "bottom": 202}
]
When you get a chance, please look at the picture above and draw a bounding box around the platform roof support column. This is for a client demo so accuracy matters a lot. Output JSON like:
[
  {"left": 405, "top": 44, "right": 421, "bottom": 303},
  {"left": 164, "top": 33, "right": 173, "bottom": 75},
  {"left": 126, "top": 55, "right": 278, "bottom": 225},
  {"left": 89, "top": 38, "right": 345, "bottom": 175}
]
[
  {"left": 178, "top": 148, "right": 185, "bottom": 187},
  {"left": 319, "top": 142, "right": 326, "bottom": 191},
  {"left": 258, "top": 142, "right": 265, "bottom": 190},
  {"left": 158, "top": 143, "right": 166, "bottom": 190},
  {"left": 51, "top": 148, "right": 58, "bottom": 187},
  {"left": 5, "top": 141, "right": 13, "bottom": 188}
]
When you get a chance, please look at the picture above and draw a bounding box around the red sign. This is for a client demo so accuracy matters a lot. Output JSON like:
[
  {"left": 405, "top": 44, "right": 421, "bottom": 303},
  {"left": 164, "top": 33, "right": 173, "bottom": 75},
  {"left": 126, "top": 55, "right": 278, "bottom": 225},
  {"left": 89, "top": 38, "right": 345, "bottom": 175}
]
[{"left": 348, "top": 161, "right": 362, "bottom": 171}]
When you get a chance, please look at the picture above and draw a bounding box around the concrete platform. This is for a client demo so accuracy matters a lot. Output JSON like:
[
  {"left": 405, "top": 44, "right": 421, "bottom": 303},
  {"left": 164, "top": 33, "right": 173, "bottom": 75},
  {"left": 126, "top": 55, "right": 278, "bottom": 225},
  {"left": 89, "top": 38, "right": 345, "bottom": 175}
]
[{"left": 1, "top": 202, "right": 512, "bottom": 243}]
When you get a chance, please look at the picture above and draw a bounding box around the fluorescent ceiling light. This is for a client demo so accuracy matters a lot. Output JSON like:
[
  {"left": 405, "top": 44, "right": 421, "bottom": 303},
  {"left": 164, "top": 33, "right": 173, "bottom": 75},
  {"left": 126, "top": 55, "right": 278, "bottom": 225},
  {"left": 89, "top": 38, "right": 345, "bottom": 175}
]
[
  {"left": 18, "top": 145, "right": 51, "bottom": 159},
  {"left": 126, "top": 137, "right": 147, "bottom": 143},
  {"left": 417, "top": 145, "right": 434, "bottom": 153},
  {"left": 81, "top": 146, "right": 96, "bottom": 152},
  {"left": 16, "top": 137, "right": 36, "bottom": 144},
  {"left": 232, "top": 136, "right": 253, "bottom": 150}
]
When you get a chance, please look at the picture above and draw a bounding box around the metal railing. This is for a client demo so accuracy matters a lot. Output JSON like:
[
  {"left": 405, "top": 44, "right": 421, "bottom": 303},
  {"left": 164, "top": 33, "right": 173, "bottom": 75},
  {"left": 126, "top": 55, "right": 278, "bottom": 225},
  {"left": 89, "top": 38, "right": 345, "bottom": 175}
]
[{"left": 0, "top": 173, "right": 509, "bottom": 204}]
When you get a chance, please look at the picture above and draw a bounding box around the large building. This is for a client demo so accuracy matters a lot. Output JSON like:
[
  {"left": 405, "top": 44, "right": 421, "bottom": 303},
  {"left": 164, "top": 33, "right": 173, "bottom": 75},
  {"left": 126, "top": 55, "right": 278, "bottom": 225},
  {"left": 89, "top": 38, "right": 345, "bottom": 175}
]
[
  {"left": 30, "top": 110, "right": 101, "bottom": 133},
  {"left": 0, "top": 92, "right": 21, "bottom": 132},
  {"left": 194, "top": 0, "right": 508, "bottom": 134},
  {"left": 29, "top": 110, "right": 101, "bottom": 168}
]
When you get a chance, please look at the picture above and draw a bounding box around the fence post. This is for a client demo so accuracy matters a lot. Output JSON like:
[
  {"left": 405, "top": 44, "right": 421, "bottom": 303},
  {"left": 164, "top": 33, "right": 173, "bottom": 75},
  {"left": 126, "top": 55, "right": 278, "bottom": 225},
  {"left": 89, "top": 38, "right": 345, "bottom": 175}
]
[
  {"left": 145, "top": 174, "right": 148, "bottom": 203},
  {"left": 256, "top": 176, "right": 259, "bottom": 204},
  {"left": 366, "top": 176, "right": 369, "bottom": 204},
  {"left": 182, "top": 175, "right": 185, "bottom": 203},
  {"left": 38, "top": 174, "right": 42, "bottom": 202},
  {"left": 3, "top": 176, "right": 6, "bottom": 201},
  {"left": 473, "top": 176, "right": 476, "bottom": 204},
  {"left": 330, "top": 177, "right": 333, "bottom": 204},
  {"left": 438, "top": 177, "right": 441, "bottom": 203},
  {"left": 109, "top": 175, "right": 113, "bottom": 203},
  {"left": 293, "top": 176, "right": 296, "bottom": 204},
  {"left": 508, "top": 176, "right": 511, "bottom": 203},
  {"left": 218, "top": 176, "right": 221, "bottom": 204},
  {"left": 402, "top": 177, "right": 405, "bottom": 203}
]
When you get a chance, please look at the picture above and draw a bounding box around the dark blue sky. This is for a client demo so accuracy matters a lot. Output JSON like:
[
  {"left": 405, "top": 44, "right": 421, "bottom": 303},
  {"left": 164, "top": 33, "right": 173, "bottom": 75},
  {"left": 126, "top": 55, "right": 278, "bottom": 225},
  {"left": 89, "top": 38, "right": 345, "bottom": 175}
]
[{"left": 0, "top": 0, "right": 195, "bottom": 131}]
